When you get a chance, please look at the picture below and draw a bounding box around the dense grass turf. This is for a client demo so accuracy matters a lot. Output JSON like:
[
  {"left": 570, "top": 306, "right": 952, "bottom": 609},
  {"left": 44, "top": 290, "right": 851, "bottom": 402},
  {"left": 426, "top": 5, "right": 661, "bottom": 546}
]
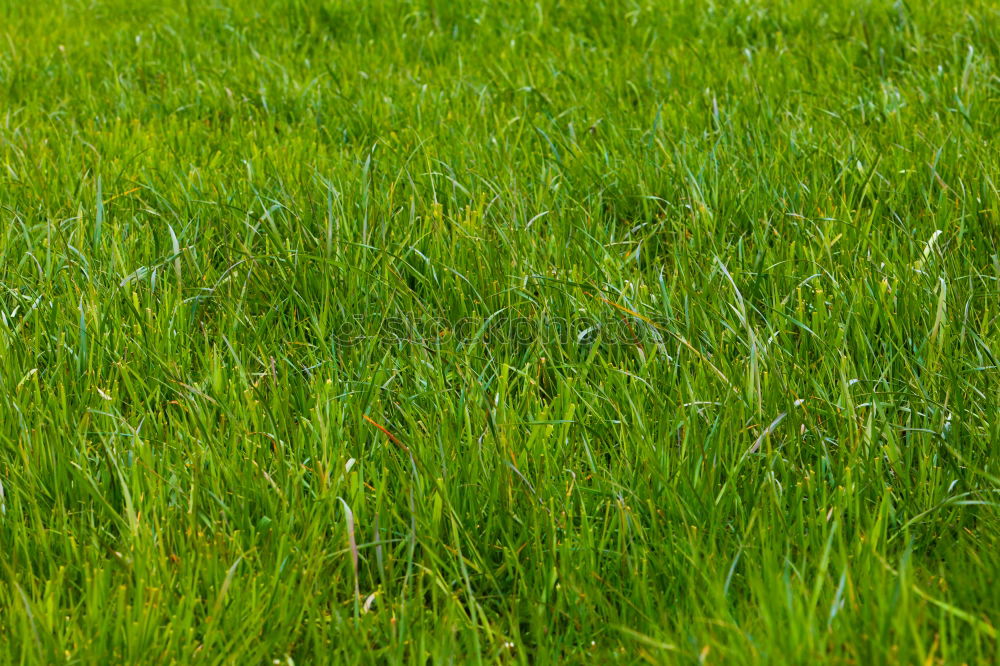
[{"left": 1, "top": 0, "right": 999, "bottom": 662}]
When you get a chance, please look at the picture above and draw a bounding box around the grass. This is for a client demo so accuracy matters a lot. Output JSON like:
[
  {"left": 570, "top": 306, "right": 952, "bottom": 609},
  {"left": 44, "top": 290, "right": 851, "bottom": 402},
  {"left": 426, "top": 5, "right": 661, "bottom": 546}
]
[{"left": 1, "top": 0, "right": 999, "bottom": 662}]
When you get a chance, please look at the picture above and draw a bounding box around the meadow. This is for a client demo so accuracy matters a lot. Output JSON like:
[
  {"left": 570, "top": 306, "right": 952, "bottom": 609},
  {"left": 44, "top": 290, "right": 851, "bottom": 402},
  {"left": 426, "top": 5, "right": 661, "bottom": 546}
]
[{"left": 1, "top": 0, "right": 999, "bottom": 662}]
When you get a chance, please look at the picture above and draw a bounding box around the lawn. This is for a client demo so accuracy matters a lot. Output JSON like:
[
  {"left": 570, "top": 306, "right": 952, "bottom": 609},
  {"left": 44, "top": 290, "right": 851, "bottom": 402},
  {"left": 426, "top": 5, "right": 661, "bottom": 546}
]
[{"left": 1, "top": 0, "right": 999, "bottom": 663}]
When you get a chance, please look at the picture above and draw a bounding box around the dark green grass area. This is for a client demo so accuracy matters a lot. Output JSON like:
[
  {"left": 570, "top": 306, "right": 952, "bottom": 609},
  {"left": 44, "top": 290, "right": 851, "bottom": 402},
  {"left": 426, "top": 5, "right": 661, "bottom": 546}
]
[{"left": 1, "top": 0, "right": 999, "bottom": 662}]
